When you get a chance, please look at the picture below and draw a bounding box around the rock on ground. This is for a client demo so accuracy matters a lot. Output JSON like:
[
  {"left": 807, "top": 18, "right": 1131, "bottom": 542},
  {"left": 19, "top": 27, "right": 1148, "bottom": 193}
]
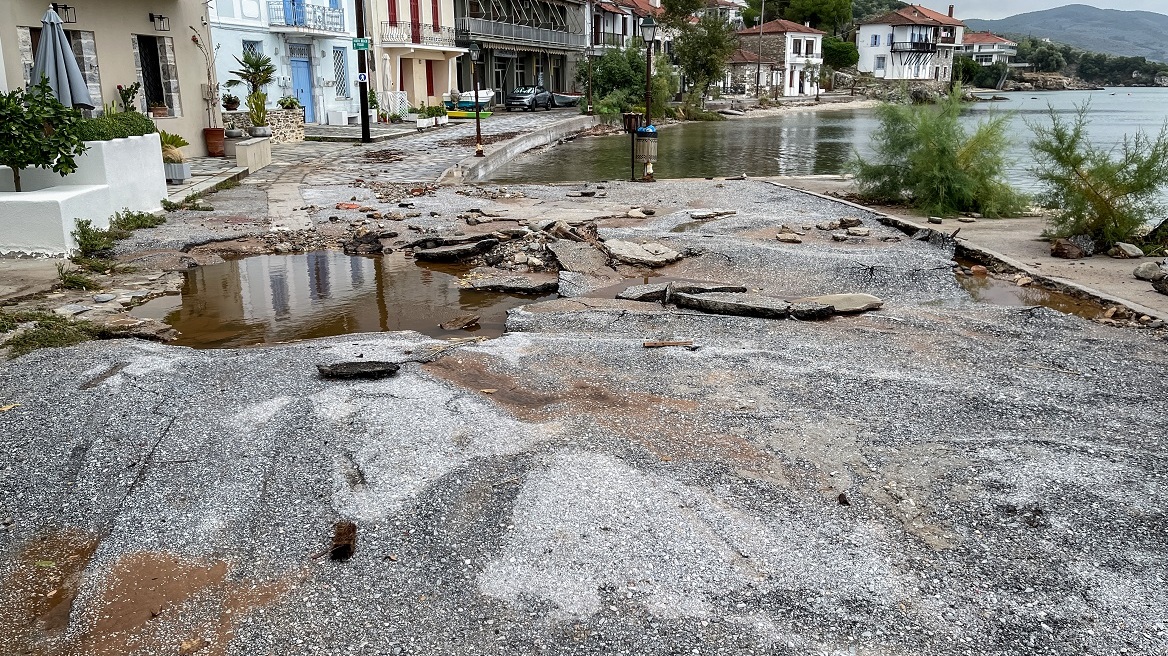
[
  {"left": 671, "top": 291, "right": 791, "bottom": 318},
  {"left": 604, "top": 240, "right": 682, "bottom": 267}
]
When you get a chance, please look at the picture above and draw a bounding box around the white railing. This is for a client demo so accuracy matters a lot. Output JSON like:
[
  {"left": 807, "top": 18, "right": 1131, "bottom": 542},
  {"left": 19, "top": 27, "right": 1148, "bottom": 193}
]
[
  {"left": 268, "top": 1, "right": 346, "bottom": 33},
  {"left": 456, "top": 17, "right": 585, "bottom": 48}
]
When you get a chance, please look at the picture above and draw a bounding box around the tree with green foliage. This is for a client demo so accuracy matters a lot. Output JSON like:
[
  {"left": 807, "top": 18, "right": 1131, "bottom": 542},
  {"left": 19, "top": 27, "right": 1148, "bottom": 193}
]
[
  {"left": 953, "top": 56, "right": 1008, "bottom": 89},
  {"left": 1029, "top": 104, "right": 1168, "bottom": 247},
  {"left": 1030, "top": 46, "right": 1066, "bottom": 73},
  {"left": 673, "top": 15, "right": 738, "bottom": 107},
  {"left": 851, "top": 0, "right": 904, "bottom": 22},
  {"left": 575, "top": 43, "right": 646, "bottom": 114},
  {"left": 822, "top": 36, "right": 859, "bottom": 70},
  {"left": 224, "top": 51, "right": 276, "bottom": 95},
  {"left": 0, "top": 79, "right": 87, "bottom": 192},
  {"left": 785, "top": 0, "right": 850, "bottom": 34},
  {"left": 741, "top": 0, "right": 785, "bottom": 28},
  {"left": 852, "top": 86, "right": 1026, "bottom": 217}
]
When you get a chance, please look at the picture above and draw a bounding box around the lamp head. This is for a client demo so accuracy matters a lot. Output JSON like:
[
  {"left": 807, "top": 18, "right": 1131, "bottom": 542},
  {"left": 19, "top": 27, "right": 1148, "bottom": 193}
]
[
  {"left": 468, "top": 42, "right": 481, "bottom": 62},
  {"left": 641, "top": 15, "right": 658, "bottom": 43}
]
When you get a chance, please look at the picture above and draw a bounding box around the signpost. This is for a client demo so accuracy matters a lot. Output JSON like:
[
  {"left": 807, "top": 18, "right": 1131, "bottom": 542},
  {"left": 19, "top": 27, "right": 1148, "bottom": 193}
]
[{"left": 354, "top": 2, "right": 370, "bottom": 143}]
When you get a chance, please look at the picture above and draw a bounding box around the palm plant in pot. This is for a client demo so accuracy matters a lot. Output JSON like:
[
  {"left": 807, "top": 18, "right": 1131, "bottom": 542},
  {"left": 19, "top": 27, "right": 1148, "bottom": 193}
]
[
  {"left": 247, "top": 91, "right": 271, "bottom": 137},
  {"left": 160, "top": 130, "right": 191, "bottom": 183},
  {"left": 224, "top": 120, "right": 243, "bottom": 138}
]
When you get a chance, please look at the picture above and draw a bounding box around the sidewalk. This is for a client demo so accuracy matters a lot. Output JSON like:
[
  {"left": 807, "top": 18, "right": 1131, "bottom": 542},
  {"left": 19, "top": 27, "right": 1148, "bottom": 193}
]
[{"left": 772, "top": 175, "right": 1168, "bottom": 320}]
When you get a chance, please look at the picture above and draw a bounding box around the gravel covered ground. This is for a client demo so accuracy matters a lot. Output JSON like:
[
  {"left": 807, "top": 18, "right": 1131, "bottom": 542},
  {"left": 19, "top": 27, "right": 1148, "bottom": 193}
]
[{"left": 2, "top": 179, "right": 1167, "bottom": 656}]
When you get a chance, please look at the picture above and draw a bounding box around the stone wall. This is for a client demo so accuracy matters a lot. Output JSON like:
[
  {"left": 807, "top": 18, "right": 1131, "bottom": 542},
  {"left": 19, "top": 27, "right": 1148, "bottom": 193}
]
[
  {"left": 737, "top": 34, "right": 789, "bottom": 67},
  {"left": 223, "top": 108, "right": 305, "bottom": 144}
]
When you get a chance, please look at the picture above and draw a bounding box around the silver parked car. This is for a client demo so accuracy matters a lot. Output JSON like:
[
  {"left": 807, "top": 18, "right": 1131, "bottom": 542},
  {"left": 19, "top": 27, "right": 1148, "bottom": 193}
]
[{"left": 505, "top": 85, "right": 553, "bottom": 111}]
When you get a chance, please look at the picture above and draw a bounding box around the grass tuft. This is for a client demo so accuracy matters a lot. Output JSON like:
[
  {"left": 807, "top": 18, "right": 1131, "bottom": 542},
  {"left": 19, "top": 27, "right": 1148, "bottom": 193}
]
[
  {"left": 56, "top": 262, "right": 100, "bottom": 290},
  {"left": 0, "top": 311, "right": 114, "bottom": 358}
]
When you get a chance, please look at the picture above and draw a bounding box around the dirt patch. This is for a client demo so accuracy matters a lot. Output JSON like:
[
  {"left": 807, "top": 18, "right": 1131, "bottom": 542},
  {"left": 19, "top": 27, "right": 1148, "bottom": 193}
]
[
  {"left": 0, "top": 530, "right": 100, "bottom": 654},
  {"left": 424, "top": 351, "right": 769, "bottom": 464},
  {"left": 0, "top": 534, "right": 298, "bottom": 656},
  {"left": 438, "top": 131, "right": 525, "bottom": 148}
]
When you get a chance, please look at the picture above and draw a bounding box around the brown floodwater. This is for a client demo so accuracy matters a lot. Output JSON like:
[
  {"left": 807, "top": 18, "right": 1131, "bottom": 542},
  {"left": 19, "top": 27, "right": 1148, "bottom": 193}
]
[
  {"left": 954, "top": 269, "right": 1102, "bottom": 318},
  {"left": 132, "top": 251, "right": 553, "bottom": 348}
]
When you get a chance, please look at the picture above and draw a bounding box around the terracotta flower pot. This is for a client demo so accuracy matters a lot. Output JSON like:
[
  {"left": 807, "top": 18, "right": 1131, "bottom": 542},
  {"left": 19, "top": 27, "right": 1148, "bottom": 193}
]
[{"left": 203, "top": 127, "right": 226, "bottom": 157}]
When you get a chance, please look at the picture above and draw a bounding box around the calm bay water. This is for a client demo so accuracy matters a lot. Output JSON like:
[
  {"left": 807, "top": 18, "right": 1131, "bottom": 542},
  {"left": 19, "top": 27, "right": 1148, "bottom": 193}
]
[{"left": 492, "top": 87, "right": 1168, "bottom": 190}]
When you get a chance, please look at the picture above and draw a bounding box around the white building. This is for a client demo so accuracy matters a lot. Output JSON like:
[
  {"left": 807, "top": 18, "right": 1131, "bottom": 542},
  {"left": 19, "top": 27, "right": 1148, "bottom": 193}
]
[
  {"left": 209, "top": 0, "right": 361, "bottom": 124},
  {"left": 372, "top": 0, "right": 466, "bottom": 114},
  {"left": 958, "top": 31, "right": 1016, "bottom": 66},
  {"left": 857, "top": 4, "right": 964, "bottom": 83},
  {"left": 735, "top": 19, "right": 824, "bottom": 97}
]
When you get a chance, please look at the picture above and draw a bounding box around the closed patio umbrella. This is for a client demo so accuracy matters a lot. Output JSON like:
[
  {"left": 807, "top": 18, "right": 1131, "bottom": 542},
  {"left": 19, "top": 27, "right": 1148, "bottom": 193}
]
[{"left": 30, "top": 6, "right": 94, "bottom": 109}]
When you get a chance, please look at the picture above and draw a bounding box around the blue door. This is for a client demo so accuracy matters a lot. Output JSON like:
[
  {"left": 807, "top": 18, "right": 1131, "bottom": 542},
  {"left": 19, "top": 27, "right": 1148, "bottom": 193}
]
[{"left": 290, "top": 58, "right": 315, "bottom": 123}]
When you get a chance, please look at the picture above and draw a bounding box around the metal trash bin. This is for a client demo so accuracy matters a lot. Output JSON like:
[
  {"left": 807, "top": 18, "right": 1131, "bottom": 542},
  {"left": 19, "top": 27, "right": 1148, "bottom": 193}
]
[{"left": 634, "top": 125, "right": 658, "bottom": 163}]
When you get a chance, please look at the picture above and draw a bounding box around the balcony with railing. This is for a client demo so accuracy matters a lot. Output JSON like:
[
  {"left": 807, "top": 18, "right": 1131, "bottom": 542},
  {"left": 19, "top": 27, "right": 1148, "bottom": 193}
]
[
  {"left": 891, "top": 41, "right": 937, "bottom": 53},
  {"left": 381, "top": 21, "right": 458, "bottom": 46},
  {"left": 268, "top": 1, "right": 347, "bottom": 34},
  {"left": 456, "top": 17, "right": 586, "bottom": 49},
  {"left": 593, "top": 31, "right": 625, "bottom": 47}
]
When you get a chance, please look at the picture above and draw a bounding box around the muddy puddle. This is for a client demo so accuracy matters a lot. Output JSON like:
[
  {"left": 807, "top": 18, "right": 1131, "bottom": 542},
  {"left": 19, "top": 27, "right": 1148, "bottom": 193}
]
[
  {"left": 132, "top": 251, "right": 553, "bottom": 348},
  {"left": 954, "top": 264, "right": 1101, "bottom": 319}
]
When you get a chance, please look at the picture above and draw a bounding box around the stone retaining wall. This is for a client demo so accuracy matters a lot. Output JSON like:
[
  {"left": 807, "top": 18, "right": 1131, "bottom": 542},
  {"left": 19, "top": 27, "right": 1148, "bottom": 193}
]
[{"left": 223, "top": 108, "right": 305, "bottom": 144}]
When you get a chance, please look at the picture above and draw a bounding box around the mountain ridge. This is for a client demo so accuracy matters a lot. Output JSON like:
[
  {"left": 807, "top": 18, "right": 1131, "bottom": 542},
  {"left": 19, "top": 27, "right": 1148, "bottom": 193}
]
[{"left": 965, "top": 4, "right": 1168, "bottom": 63}]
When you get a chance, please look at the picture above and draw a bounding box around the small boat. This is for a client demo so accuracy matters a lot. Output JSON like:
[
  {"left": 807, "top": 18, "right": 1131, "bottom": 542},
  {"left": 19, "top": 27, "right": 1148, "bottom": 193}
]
[
  {"left": 447, "top": 110, "right": 493, "bottom": 119},
  {"left": 443, "top": 89, "right": 495, "bottom": 111},
  {"left": 552, "top": 92, "right": 582, "bottom": 107}
]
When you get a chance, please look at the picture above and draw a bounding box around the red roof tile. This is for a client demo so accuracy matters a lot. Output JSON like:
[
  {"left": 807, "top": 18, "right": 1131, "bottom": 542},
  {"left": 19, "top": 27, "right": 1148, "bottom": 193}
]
[
  {"left": 737, "top": 18, "right": 825, "bottom": 36},
  {"left": 728, "top": 48, "right": 774, "bottom": 64},
  {"left": 962, "top": 31, "right": 1015, "bottom": 45},
  {"left": 860, "top": 4, "right": 964, "bottom": 27}
]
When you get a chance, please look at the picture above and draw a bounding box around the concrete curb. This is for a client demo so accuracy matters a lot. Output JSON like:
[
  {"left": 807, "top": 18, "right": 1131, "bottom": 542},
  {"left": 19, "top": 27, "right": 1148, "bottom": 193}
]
[
  {"left": 438, "top": 114, "right": 601, "bottom": 185},
  {"left": 166, "top": 166, "right": 249, "bottom": 204},
  {"left": 764, "top": 180, "right": 1166, "bottom": 323}
]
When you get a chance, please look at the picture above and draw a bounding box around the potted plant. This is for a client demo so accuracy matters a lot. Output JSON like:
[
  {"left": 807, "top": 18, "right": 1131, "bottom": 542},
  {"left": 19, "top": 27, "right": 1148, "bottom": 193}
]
[
  {"left": 116, "top": 82, "right": 141, "bottom": 112},
  {"left": 368, "top": 89, "right": 379, "bottom": 122},
  {"left": 415, "top": 104, "right": 434, "bottom": 130},
  {"left": 190, "top": 26, "right": 225, "bottom": 157},
  {"left": 149, "top": 102, "right": 169, "bottom": 118},
  {"left": 404, "top": 105, "right": 419, "bottom": 122},
  {"left": 432, "top": 104, "right": 449, "bottom": 126},
  {"left": 160, "top": 130, "right": 191, "bottom": 183},
  {"left": 222, "top": 93, "right": 240, "bottom": 111},
  {"left": 224, "top": 121, "right": 243, "bottom": 138},
  {"left": 247, "top": 90, "right": 271, "bottom": 137}
]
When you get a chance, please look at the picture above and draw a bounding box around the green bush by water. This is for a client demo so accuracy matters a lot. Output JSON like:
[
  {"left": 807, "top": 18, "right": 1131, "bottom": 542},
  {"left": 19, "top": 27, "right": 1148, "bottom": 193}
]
[
  {"left": 852, "top": 86, "right": 1027, "bottom": 218},
  {"left": 1029, "top": 104, "right": 1168, "bottom": 247}
]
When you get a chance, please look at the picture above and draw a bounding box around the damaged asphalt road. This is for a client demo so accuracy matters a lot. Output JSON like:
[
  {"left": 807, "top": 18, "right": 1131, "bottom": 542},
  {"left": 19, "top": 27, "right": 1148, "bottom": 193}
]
[{"left": 0, "top": 180, "right": 1166, "bottom": 656}]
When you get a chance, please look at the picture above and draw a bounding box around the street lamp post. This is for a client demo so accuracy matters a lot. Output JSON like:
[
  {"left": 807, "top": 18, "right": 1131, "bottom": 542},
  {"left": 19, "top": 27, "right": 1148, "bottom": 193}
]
[
  {"left": 586, "top": 45, "right": 594, "bottom": 115},
  {"left": 469, "top": 42, "right": 484, "bottom": 157},
  {"left": 641, "top": 15, "right": 657, "bottom": 126}
]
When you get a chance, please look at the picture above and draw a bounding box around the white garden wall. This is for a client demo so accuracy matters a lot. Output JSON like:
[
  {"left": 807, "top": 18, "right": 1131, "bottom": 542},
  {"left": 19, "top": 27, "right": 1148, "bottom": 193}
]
[{"left": 0, "top": 133, "right": 167, "bottom": 255}]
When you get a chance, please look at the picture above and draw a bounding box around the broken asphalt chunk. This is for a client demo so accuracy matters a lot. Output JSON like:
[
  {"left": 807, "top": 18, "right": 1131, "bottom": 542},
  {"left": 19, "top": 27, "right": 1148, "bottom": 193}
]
[
  {"left": 671, "top": 292, "right": 791, "bottom": 319},
  {"left": 317, "top": 362, "right": 401, "bottom": 380}
]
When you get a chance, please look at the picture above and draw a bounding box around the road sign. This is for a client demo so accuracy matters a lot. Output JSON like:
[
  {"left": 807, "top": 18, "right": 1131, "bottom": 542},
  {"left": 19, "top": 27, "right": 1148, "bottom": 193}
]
[
  {"left": 351, "top": 37, "right": 371, "bottom": 50},
  {"left": 357, "top": 72, "right": 368, "bottom": 83}
]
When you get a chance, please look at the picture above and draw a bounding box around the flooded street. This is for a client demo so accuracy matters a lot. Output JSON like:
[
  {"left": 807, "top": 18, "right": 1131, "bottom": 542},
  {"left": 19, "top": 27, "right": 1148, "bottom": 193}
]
[{"left": 133, "top": 251, "right": 552, "bottom": 347}]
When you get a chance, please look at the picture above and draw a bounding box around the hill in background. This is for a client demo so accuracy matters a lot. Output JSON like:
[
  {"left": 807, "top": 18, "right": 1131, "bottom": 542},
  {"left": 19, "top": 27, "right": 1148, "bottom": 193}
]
[{"left": 965, "top": 4, "right": 1168, "bottom": 63}]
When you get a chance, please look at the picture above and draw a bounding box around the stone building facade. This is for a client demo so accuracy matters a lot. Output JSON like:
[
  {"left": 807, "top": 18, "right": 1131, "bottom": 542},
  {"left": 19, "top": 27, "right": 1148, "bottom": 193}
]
[{"left": 735, "top": 19, "right": 823, "bottom": 97}]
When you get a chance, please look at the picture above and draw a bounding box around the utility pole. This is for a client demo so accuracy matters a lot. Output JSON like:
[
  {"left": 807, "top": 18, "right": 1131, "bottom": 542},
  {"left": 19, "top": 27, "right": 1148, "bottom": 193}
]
[
  {"left": 755, "top": 0, "right": 765, "bottom": 97},
  {"left": 356, "top": 0, "right": 371, "bottom": 143}
]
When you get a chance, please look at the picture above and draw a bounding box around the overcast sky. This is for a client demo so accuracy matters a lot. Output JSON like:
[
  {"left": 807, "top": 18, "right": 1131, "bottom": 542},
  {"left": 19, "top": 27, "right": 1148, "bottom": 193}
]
[{"left": 959, "top": 0, "right": 1167, "bottom": 19}]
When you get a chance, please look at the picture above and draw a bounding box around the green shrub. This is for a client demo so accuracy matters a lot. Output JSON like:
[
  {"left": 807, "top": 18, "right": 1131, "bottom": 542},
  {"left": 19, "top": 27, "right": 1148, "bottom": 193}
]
[
  {"left": 0, "top": 78, "right": 87, "bottom": 191},
  {"left": 852, "top": 86, "right": 1026, "bottom": 218},
  {"left": 76, "top": 111, "right": 158, "bottom": 141},
  {"left": 71, "top": 219, "right": 115, "bottom": 258},
  {"left": 1029, "top": 104, "right": 1168, "bottom": 246},
  {"left": 110, "top": 209, "right": 165, "bottom": 233}
]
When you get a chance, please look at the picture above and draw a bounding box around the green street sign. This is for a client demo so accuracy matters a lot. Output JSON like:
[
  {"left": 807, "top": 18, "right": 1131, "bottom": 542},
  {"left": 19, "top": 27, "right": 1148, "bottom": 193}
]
[{"left": 352, "top": 37, "right": 371, "bottom": 50}]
